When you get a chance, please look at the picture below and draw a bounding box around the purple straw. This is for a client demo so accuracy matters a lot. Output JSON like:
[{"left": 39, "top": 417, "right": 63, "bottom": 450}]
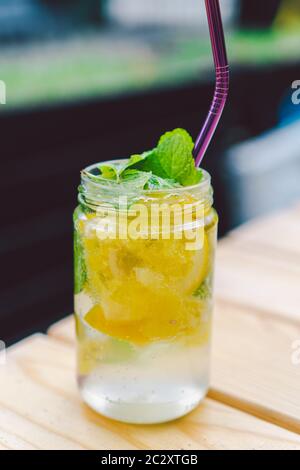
[{"left": 194, "top": 0, "right": 229, "bottom": 167}]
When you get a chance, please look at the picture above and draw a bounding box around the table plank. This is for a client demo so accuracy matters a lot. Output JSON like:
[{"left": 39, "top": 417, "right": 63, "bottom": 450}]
[
  {"left": 211, "top": 299, "right": 300, "bottom": 433},
  {"left": 48, "top": 316, "right": 75, "bottom": 345},
  {"left": 0, "top": 403, "right": 84, "bottom": 450},
  {"left": 228, "top": 204, "right": 300, "bottom": 259},
  {"left": 1, "top": 334, "right": 300, "bottom": 450},
  {"left": 49, "top": 305, "right": 300, "bottom": 435},
  {"left": 215, "top": 241, "right": 300, "bottom": 321},
  {"left": 0, "top": 425, "right": 37, "bottom": 450}
]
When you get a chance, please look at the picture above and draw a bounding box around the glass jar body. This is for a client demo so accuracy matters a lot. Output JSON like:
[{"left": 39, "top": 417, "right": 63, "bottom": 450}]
[{"left": 74, "top": 172, "right": 218, "bottom": 424}]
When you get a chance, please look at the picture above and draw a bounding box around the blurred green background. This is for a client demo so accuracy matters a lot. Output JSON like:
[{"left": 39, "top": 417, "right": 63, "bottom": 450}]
[
  {"left": 0, "top": 0, "right": 299, "bottom": 110},
  {"left": 1, "top": 29, "right": 300, "bottom": 109},
  {"left": 1, "top": 0, "right": 300, "bottom": 343}
]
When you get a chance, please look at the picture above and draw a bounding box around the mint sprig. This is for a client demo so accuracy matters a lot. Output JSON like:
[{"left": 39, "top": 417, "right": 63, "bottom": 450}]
[{"left": 96, "top": 128, "right": 202, "bottom": 189}]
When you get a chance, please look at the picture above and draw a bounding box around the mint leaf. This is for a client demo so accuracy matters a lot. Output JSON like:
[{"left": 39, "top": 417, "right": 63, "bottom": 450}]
[
  {"left": 85, "top": 165, "right": 152, "bottom": 192},
  {"left": 128, "top": 150, "right": 168, "bottom": 179},
  {"left": 158, "top": 128, "right": 193, "bottom": 148},
  {"left": 144, "top": 175, "right": 178, "bottom": 190},
  {"left": 98, "top": 164, "right": 118, "bottom": 180},
  {"left": 193, "top": 276, "right": 212, "bottom": 300},
  {"left": 74, "top": 229, "right": 86, "bottom": 295},
  {"left": 120, "top": 169, "right": 152, "bottom": 189},
  {"left": 127, "top": 151, "right": 154, "bottom": 168},
  {"left": 183, "top": 167, "right": 203, "bottom": 186},
  {"left": 155, "top": 129, "right": 201, "bottom": 186},
  {"left": 98, "top": 162, "right": 126, "bottom": 182},
  {"left": 121, "top": 169, "right": 177, "bottom": 190}
]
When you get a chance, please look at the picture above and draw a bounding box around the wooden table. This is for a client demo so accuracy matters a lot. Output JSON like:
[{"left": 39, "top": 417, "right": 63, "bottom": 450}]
[{"left": 1, "top": 203, "right": 300, "bottom": 450}]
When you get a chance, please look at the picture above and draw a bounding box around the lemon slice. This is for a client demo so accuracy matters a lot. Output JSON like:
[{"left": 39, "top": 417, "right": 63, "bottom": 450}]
[
  {"left": 82, "top": 230, "right": 210, "bottom": 302},
  {"left": 84, "top": 277, "right": 208, "bottom": 345},
  {"left": 127, "top": 233, "right": 210, "bottom": 295},
  {"left": 84, "top": 294, "right": 209, "bottom": 346},
  {"left": 178, "top": 233, "right": 209, "bottom": 294}
]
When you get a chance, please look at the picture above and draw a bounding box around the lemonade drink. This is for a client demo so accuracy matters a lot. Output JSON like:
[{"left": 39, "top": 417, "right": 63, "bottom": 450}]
[{"left": 74, "top": 130, "right": 218, "bottom": 423}]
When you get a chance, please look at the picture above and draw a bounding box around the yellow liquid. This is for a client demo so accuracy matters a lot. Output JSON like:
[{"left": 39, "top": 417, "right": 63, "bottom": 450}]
[{"left": 74, "top": 193, "right": 217, "bottom": 423}]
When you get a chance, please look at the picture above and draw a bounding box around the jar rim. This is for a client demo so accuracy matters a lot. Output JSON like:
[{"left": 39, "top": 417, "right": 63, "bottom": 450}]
[{"left": 81, "top": 160, "right": 211, "bottom": 195}]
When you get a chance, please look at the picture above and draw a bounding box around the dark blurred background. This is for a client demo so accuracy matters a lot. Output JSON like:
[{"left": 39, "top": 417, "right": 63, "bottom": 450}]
[{"left": 1, "top": 0, "right": 300, "bottom": 344}]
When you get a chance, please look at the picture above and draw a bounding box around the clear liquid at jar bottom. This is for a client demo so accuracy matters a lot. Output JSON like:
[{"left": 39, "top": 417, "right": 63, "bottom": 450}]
[{"left": 77, "top": 318, "right": 210, "bottom": 424}]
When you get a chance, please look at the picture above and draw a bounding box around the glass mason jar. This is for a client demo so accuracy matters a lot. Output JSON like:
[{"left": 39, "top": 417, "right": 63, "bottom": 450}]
[{"left": 74, "top": 162, "right": 218, "bottom": 424}]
